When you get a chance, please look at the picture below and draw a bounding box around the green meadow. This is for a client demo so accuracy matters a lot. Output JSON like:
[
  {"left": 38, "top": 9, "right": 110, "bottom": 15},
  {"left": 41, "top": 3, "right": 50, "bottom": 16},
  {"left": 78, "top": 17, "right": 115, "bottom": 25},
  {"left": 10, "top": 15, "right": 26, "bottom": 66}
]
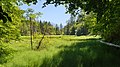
[
  {"left": 1, "top": 35, "right": 120, "bottom": 67},
  {"left": 1, "top": 0, "right": 120, "bottom": 67}
]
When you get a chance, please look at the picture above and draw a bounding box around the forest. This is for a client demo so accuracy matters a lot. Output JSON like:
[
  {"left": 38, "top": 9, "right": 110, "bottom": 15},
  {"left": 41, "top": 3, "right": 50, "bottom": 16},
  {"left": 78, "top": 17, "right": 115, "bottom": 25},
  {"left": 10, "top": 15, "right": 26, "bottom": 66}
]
[{"left": 0, "top": 0, "right": 120, "bottom": 67}]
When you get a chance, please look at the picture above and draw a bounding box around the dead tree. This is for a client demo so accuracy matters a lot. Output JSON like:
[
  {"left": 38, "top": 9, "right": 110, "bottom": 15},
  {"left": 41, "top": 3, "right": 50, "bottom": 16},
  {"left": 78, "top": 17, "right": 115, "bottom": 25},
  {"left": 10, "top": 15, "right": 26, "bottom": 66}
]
[
  {"left": 36, "top": 34, "right": 45, "bottom": 49},
  {"left": 30, "top": 17, "right": 33, "bottom": 49}
]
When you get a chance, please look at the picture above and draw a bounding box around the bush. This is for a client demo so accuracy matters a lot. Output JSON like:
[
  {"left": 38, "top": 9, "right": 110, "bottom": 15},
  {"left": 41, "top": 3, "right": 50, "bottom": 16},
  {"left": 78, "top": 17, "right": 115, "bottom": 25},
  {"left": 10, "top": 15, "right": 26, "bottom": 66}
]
[{"left": 0, "top": 43, "right": 14, "bottom": 64}]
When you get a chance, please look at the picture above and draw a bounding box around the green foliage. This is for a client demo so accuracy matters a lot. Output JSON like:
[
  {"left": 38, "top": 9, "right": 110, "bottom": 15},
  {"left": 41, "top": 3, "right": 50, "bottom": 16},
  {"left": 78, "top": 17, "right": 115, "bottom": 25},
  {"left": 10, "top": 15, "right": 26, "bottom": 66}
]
[
  {"left": 0, "top": 1, "right": 24, "bottom": 42},
  {"left": 20, "top": 20, "right": 30, "bottom": 36},
  {"left": 42, "top": 0, "right": 120, "bottom": 44},
  {"left": 21, "top": 8, "right": 55, "bottom": 36},
  {"left": 76, "top": 27, "right": 87, "bottom": 36},
  {"left": 70, "top": 26, "right": 75, "bottom": 35},
  {"left": 55, "top": 24, "right": 60, "bottom": 35},
  {"left": 60, "top": 23, "right": 63, "bottom": 34},
  {"left": 0, "top": 2, "right": 24, "bottom": 64},
  {"left": 0, "top": 0, "right": 14, "bottom": 23},
  {"left": 2, "top": 0, "right": 120, "bottom": 44},
  {"left": 0, "top": 43, "right": 15, "bottom": 64},
  {"left": 0, "top": 6, "right": 12, "bottom": 23},
  {"left": 0, "top": 1, "right": 120, "bottom": 66},
  {"left": 64, "top": 22, "right": 70, "bottom": 35}
]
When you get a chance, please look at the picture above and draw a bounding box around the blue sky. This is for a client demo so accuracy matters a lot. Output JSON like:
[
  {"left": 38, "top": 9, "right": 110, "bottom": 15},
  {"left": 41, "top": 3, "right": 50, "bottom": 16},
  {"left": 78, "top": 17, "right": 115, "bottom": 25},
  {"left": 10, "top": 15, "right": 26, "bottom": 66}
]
[{"left": 19, "top": 0, "right": 71, "bottom": 26}]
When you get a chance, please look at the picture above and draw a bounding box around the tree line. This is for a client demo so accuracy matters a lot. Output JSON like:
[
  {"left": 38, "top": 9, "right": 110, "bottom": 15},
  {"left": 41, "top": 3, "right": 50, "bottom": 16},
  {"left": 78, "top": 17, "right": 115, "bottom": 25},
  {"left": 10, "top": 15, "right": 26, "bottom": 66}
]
[
  {"left": 41, "top": 0, "right": 120, "bottom": 45},
  {"left": 0, "top": 0, "right": 120, "bottom": 44}
]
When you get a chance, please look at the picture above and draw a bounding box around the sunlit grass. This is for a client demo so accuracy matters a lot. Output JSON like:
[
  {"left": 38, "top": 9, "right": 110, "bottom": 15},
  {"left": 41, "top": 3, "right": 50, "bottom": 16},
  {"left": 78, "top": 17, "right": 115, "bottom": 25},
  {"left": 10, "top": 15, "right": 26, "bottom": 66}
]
[
  {"left": 2, "top": 35, "right": 75, "bottom": 67},
  {"left": 1, "top": 35, "right": 120, "bottom": 67}
]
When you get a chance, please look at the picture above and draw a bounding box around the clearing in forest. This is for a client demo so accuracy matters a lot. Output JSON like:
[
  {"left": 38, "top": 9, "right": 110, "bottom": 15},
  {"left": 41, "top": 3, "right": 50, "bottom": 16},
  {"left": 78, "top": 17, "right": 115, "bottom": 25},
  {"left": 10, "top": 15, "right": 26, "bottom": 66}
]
[{"left": 1, "top": 35, "right": 120, "bottom": 67}]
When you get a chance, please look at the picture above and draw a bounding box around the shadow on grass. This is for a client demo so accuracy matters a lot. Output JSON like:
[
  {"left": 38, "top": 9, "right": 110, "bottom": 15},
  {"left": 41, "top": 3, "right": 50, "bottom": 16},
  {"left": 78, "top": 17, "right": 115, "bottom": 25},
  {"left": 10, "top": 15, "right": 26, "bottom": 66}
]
[{"left": 40, "top": 40, "right": 120, "bottom": 67}]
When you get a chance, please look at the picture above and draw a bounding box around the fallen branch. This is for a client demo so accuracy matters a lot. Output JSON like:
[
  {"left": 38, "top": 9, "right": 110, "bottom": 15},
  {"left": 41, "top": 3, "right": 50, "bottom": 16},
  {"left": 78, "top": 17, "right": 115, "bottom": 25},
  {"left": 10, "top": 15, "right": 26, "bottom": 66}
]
[
  {"left": 36, "top": 34, "right": 45, "bottom": 49},
  {"left": 98, "top": 40, "right": 120, "bottom": 48}
]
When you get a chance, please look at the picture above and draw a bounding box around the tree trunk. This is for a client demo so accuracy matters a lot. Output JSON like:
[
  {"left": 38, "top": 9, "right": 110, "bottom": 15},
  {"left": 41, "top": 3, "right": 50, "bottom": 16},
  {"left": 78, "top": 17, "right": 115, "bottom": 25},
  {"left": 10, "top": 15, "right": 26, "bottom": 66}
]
[{"left": 30, "top": 17, "right": 33, "bottom": 49}]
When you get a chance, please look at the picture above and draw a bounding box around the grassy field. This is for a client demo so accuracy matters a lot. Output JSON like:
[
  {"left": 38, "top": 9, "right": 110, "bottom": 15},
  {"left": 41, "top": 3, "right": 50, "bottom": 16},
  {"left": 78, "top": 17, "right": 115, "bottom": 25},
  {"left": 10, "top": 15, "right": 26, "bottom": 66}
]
[{"left": 1, "top": 35, "right": 120, "bottom": 67}]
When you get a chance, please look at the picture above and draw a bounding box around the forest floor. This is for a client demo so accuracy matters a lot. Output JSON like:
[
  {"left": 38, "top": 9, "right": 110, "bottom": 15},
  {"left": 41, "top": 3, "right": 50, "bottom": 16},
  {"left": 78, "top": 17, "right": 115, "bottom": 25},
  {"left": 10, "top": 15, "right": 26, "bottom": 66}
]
[{"left": 1, "top": 35, "right": 120, "bottom": 67}]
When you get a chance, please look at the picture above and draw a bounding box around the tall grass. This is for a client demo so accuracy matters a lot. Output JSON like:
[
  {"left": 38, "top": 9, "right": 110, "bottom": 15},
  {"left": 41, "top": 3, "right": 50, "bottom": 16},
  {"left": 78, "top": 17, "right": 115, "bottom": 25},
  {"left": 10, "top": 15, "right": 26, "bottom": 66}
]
[{"left": 1, "top": 35, "right": 120, "bottom": 67}]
